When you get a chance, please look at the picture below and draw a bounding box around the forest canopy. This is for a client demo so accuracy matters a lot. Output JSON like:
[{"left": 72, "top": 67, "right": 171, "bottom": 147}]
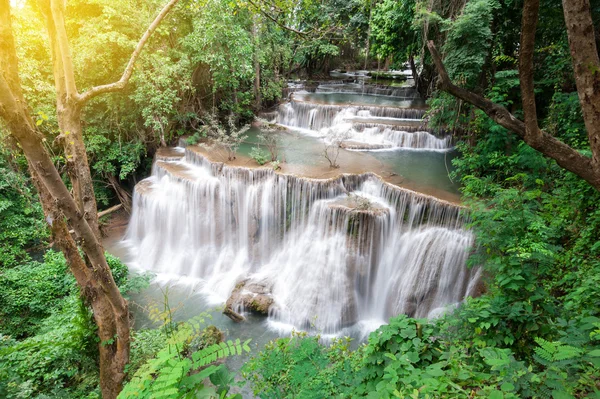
[{"left": 1, "top": 0, "right": 600, "bottom": 398}]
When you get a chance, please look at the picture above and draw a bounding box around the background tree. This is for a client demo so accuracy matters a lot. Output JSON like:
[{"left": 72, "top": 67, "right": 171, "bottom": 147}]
[{"left": 427, "top": 0, "right": 600, "bottom": 191}]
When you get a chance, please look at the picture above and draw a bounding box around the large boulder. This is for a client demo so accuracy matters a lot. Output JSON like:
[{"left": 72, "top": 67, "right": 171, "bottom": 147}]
[{"left": 223, "top": 279, "right": 275, "bottom": 322}]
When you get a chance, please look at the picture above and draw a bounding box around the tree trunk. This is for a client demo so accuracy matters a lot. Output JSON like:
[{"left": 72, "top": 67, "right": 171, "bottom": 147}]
[
  {"left": 562, "top": 0, "right": 600, "bottom": 169},
  {"left": 107, "top": 174, "right": 132, "bottom": 214},
  {"left": 409, "top": 54, "right": 419, "bottom": 91},
  {"left": 59, "top": 102, "right": 102, "bottom": 237},
  {"left": 364, "top": 1, "right": 372, "bottom": 72},
  {"left": 253, "top": 13, "right": 262, "bottom": 110},
  {"left": 30, "top": 168, "right": 129, "bottom": 398},
  {"left": 41, "top": 0, "right": 101, "bottom": 238}
]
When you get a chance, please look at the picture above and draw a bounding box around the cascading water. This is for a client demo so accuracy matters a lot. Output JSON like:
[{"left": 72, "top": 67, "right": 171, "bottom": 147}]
[
  {"left": 274, "top": 88, "right": 452, "bottom": 151},
  {"left": 121, "top": 147, "right": 480, "bottom": 336},
  {"left": 278, "top": 101, "right": 427, "bottom": 131},
  {"left": 316, "top": 82, "right": 420, "bottom": 99}
]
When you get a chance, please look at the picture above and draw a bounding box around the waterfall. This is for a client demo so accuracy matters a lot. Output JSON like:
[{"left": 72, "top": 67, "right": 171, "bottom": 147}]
[
  {"left": 122, "top": 148, "right": 479, "bottom": 335},
  {"left": 316, "top": 83, "right": 420, "bottom": 98},
  {"left": 341, "top": 126, "right": 452, "bottom": 150},
  {"left": 275, "top": 89, "right": 452, "bottom": 151},
  {"left": 278, "top": 101, "right": 427, "bottom": 131}
]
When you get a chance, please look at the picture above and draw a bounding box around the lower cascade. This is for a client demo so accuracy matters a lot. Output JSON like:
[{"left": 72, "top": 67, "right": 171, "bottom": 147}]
[{"left": 122, "top": 147, "right": 480, "bottom": 335}]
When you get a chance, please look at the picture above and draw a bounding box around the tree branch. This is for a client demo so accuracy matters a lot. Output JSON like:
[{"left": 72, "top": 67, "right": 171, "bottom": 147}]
[
  {"left": 427, "top": 40, "right": 600, "bottom": 190},
  {"left": 77, "top": 0, "right": 180, "bottom": 104},
  {"left": 49, "top": 0, "right": 78, "bottom": 98},
  {"left": 246, "top": 0, "right": 309, "bottom": 37}
]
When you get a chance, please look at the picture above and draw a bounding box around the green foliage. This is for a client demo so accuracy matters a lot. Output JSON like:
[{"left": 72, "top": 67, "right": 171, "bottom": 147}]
[
  {"left": 185, "top": 130, "right": 206, "bottom": 146},
  {"left": 0, "top": 146, "right": 47, "bottom": 268},
  {"left": 0, "top": 249, "right": 149, "bottom": 398},
  {"left": 0, "top": 295, "right": 100, "bottom": 399},
  {"left": 247, "top": 313, "right": 600, "bottom": 398},
  {"left": 184, "top": 0, "right": 255, "bottom": 117},
  {"left": 544, "top": 91, "right": 588, "bottom": 149},
  {"left": 370, "top": 0, "right": 417, "bottom": 64},
  {"left": 130, "top": 51, "right": 194, "bottom": 144},
  {"left": 119, "top": 314, "right": 251, "bottom": 399},
  {"left": 0, "top": 251, "right": 74, "bottom": 338},
  {"left": 243, "top": 332, "right": 360, "bottom": 399},
  {"left": 85, "top": 130, "right": 146, "bottom": 181},
  {"left": 442, "top": 0, "right": 499, "bottom": 88},
  {"left": 250, "top": 146, "right": 269, "bottom": 165}
]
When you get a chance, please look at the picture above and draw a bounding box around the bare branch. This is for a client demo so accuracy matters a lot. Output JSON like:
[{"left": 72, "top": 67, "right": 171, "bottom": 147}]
[
  {"left": 246, "top": 0, "right": 309, "bottom": 37},
  {"left": 427, "top": 40, "right": 600, "bottom": 190},
  {"left": 78, "top": 0, "right": 180, "bottom": 104}
]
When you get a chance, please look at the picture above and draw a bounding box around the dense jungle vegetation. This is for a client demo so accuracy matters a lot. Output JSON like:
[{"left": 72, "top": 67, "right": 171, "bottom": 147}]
[{"left": 1, "top": 0, "right": 599, "bottom": 398}]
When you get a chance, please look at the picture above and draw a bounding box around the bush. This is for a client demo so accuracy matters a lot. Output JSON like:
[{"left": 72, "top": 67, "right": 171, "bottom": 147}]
[
  {"left": 250, "top": 146, "right": 269, "bottom": 165},
  {"left": 0, "top": 295, "right": 100, "bottom": 399},
  {"left": 0, "top": 251, "right": 74, "bottom": 338},
  {"left": 0, "top": 149, "right": 47, "bottom": 268},
  {"left": 0, "top": 249, "right": 150, "bottom": 398}
]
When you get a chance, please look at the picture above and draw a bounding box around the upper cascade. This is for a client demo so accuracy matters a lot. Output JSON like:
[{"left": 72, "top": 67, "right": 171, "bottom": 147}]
[
  {"left": 122, "top": 147, "right": 480, "bottom": 336},
  {"left": 270, "top": 79, "right": 452, "bottom": 151}
]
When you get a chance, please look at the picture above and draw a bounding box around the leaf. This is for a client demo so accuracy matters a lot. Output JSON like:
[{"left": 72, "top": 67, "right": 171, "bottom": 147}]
[
  {"left": 551, "top": 390, "right": 574, "bottom": 399},
  {"left": 489, "top": 390, "right": 504, "bottom": 399},
  {"left": 501, "top": 382, "right": 515, "bottom": 392},
  {"left": 425, "top": 366, "right": 445, "bottom": 377},
  {"left": 209, "top": 365, "right": 233, "bottom": 387}
]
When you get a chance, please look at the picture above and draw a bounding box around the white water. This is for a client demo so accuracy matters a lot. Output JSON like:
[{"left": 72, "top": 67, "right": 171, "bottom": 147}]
[
  {"left": 316, "top": 83, "right": 420, "bottom": 99},
  {"left": 275, "top": 90, "right": 452, "bottom": 151},
  {"left": 121, "top": 148, "right": 479, "bottom": 336}
]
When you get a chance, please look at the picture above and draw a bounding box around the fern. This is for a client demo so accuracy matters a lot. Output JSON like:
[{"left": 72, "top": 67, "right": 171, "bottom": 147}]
[
  {"left": 534, "top": 337, "right": 583, "bottom": 364},
  {"left": 119, "top": 320, "right": 251, "bottom": 399}
]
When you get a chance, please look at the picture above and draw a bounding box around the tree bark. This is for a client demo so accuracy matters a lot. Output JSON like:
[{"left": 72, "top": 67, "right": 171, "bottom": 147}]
[
  {"left": 562, "top": 0, "right": 600, "bottom": 169},
  {"left": 519, "top": 0, "right": 542, "bottom": 142},
  {"left": 29, "top": 169, "right": 128, "bottom": 399},
  {"left": 409, "top": 54, "right": 419, "bottom": 92},
  {"left": 426, "top": 0, "right": 600, "bottom": 191}
]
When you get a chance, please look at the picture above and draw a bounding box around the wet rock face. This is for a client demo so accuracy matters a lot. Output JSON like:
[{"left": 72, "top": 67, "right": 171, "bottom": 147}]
[{"left": 223, "top": 279, "right": 275, "bottom": 322}]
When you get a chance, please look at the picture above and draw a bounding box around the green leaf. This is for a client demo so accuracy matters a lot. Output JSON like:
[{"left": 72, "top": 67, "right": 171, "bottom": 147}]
[
  {"left": 489, "top": 390, "right": 504, "bottom": 399},
  {"left": 501, "top": 382, "right": 515, "bottom": 392}
]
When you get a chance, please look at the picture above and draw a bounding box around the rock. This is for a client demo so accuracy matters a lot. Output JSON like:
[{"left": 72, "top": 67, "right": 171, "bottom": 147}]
[
  {"left": 223, "top": 279, "right": 275, "bottom": 322},
  {"left": 223, "top": 306, "right": 245, "bottom": 322}
]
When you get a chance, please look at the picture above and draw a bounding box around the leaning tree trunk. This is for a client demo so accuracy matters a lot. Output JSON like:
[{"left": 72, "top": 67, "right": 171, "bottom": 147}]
[
  {"left": 1, "top": 1, "right": 180, "bottom": 397},
  {"left": 107, "top": 174, "right": 132, "bottom": 214},
  {"left": 0, "top": 105, "right": 131, "bottom": 399},
  {"left": 29, "top": 167, "right": 129, "bottom": 397}
]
